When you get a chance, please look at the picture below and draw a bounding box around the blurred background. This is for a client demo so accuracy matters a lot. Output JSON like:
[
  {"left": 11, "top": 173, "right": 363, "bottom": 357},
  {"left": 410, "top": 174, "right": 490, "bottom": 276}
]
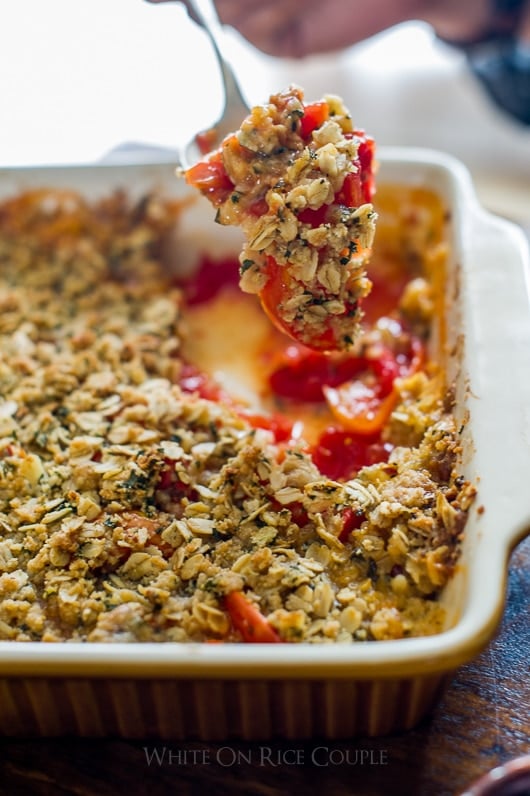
[{"left": 1, "top": 0, "right": 529, "bottom": 231}]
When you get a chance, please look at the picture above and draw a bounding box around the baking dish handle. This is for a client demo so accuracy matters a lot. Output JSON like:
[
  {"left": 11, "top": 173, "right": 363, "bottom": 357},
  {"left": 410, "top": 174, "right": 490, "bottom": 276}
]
[{"left": 463, "top": 202, "right": 530, "bottom": 553}]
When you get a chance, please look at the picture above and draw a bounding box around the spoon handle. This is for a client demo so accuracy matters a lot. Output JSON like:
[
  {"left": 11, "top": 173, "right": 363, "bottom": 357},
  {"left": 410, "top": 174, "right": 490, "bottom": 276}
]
[{"left": 186, "top": 0, "right": 249, "bottom": 118}]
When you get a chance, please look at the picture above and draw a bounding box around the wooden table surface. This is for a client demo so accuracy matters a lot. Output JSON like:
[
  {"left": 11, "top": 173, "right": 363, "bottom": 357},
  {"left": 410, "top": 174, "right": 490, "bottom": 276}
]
[{"left": 0, "top": 536, "right": 528, "bottom": 796}]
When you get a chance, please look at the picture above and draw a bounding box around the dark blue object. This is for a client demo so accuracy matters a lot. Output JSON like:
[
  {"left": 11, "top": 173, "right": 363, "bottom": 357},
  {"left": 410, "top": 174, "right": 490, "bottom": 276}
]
[
  {"left": 441, "top": 0, "right": 530, "bottom": 125},
  {"left": 468, "top": 40, "right": 530, "bottom": 125}
]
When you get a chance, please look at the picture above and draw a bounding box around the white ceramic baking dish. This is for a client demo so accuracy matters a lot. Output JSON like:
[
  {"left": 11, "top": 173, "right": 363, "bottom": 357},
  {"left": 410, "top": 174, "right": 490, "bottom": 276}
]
[{"left": 0, "top": 148, "right": 528, "bottom": 739}]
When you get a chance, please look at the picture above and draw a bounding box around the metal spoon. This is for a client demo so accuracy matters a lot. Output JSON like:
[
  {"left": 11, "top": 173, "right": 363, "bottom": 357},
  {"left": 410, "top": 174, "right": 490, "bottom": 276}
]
[{"left": 177, "top": 0, "right": 250, "bottom": 171}]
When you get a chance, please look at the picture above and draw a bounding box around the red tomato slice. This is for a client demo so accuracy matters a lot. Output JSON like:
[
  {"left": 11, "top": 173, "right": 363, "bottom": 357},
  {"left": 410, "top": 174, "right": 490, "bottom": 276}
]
[
  {"left": 195, "top": 128, "right": 219, "bottom": 156},
  {"left": 224, "top": 591, "right": 282, "bottom": 643},
  {"left": 258, "top": 256, "right": 305, "bottom": 342},
  {"left": 320, "top": 347, "right": 399, "bottom": 436},
  {"left": 268, "top": 345, "right": 367, "bottom": 403},
  {"left": 157, "top": 459, "right": 198, "bottom": 503},
  {"left": 269, "top": 497, "right": 310, "bottom": 527},
  {"left": 238, "top": 410, "right": 295, "bottom": 443},
  {"left": 339, "top": 506, "right": 366, "bottom": 541},
  {"left": 336, "top": 131, "right": 376, "bottom": 207},
  {"left": 178, "top": 362, "right": 226, "bottom": 402},
  {"left": 356, "top": 132, "right": 376, "bottom": 204},
  {"left": 320, "top": 334, "right": 423, "bottom": 435},
  {"left": 312, "top": 427, "right": 392, "bottom": 481},
  {"left": 258, "top": 257, "right": 351, "bottom": 352},
  {"left": 300, "top": 101, "right": 329, "bottom": 139},
  {"left": 268, "top": 342, "right": 400, "bottom": 404},
  {"left": 323, "top": 381, "right": 398, "bottom": 436},
  {"left": 336, "top": 171, "right": 364, "bottom": 209},
  {"left": 297, "top": 204, "right": 329, "bottom": 227},
  {"left": 178, "top": 255, "right": 240, "bottom": 306},
  {"left": 185, "top": 150, "right": 234, "bottom": 205}
]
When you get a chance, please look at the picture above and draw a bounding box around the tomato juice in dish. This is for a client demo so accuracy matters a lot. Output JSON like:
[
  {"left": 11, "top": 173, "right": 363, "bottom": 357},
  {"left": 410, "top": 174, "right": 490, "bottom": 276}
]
[{"left": 0, "top": 178, "right": 474, "bottom": 645}]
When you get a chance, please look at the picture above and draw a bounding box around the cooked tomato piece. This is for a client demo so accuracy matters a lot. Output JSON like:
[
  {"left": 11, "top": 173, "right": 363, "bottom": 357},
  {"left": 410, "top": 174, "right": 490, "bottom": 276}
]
[
  {"left": 195, "top": 128, "right": 219, "bottom": 156},
  {"left": 268, "top": 497, "right": 310, "bottom": 526},
  {"left": 157, "top": 459, "right": 198, "bottom": 503},
  {"left": 323, "top": 381, "right": 398, "bottom": 436},
  {"left": 336, "top": 171, "right": 365, "bottom": 210},
  {"left": 336, "top": 131, "right": 376, "bottom": 207},
  {"left": 185, "top": 150, "right": 234, "bottom": 205},
  {"left": 258, "top": 256, "right": 354, "bottom": 352},
  {"left": 269, "top": 345, "right": 367, "bottom": 403},
  {"left": 321, "top": 340, "right": 420, "bottom": 435},
  {"left": 299, "top": 100, "right": 330, "bottom": 139},
  {"left": 268, "top": 343, "right": 399, "bottom": 401},
  {"left": 258, "top": 256, "right": 303, "bottom": 342},
  {"left": 356, "top": 132, "right": 376, "bottom": 204},
  {"left": 296, "top": 204, "right": 329, "bottom": 227},
  {"left": 178, "top": 255, "right": 240, "bottom": 306},
  {"left": 224, "top": 591, "right": 282, "bottom": 643},
  {"left": 312, "top": 427, "right": 392, "bottom": 481},
  {"left": 178, "top": 362, "right": 224, "bottom": 401},
  {"left": 339, "top": 506, "right": 366, "bottom": 541},
  {"left": 112, "top": 511, "right": 174, "bottom": 558},
  {"left": 396, "top": 332, "right": 425, "bottom": 376},
  {"left": 238, "top": 410, "right": 295, "bottom": 443}
]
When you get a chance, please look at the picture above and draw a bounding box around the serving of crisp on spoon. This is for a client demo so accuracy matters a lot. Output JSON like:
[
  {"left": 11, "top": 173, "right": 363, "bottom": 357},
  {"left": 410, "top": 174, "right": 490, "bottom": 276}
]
[{"left": 150, "top": 1, "right": 377, "bottom": 353}]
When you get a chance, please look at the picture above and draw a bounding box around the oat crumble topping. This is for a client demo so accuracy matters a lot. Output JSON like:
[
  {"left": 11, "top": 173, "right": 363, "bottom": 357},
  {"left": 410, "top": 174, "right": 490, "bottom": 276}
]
[{"left": 0, "top": 184, "right": 475, "bottom": 644}]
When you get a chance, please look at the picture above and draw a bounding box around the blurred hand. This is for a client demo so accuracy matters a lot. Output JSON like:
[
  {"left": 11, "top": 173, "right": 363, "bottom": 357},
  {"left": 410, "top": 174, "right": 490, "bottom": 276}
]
[
  {"left": 189, "top": 0, "right": 419, "bottom": 57},
  {"left": 147, "top": 0, "right": 496, "bottom": 56}
]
